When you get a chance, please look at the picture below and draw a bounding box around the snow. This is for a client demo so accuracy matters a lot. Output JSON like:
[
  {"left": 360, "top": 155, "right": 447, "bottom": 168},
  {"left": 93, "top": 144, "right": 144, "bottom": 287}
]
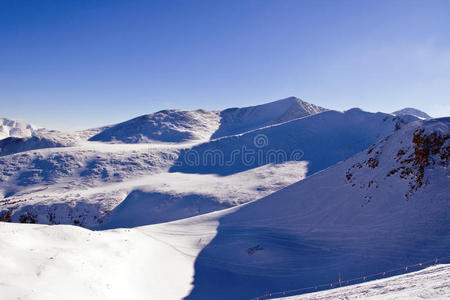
[
  {"left": 1, "top": 101, "right": 408, "bottom": 229},
  {"left": 0, "top": 118, "right": 38, "bottom": 140},
  {"left": 184, "top": 117, "right": 450, "bottom": 299},
  {"left": 89, "top": 109, "right": 221, "bottom": 143},
  {"left": 172, "top": 108, "right": 418, "bottom": 175},
  {"left": 212, "top": 97, "right": 326, "bottom": 139},
  {"left": 0, "top": 134, "right": 75, "bottom": 156},
  {"left": 276, "top": 264, "right": 450, "bottom": 300},
  {"left": 393, "top": 107, "right": 431, "bottom": 119},
  {"left": 89, "top": 97, "right": 326, "bottom": 144},
  {"left": 0, "top": 212, "right": 222, "bottom": 300},
  {"left": 0, "top": 99, "right": 447, "bottom": 300},
  {"left": 0, "top": 140, "right": 307, "bottom": 227},
  {"left": 99, "top": 161, "right": 308, "bottom": 229}
]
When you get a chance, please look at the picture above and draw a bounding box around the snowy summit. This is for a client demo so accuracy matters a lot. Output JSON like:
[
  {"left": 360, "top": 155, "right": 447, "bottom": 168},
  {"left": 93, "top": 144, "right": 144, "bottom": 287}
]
[
  {"left": 0, "top": 118, "right": 38, "bottom": 140},
  {"left": 392, "top": 107, "right": 432, "bottom": 119}
]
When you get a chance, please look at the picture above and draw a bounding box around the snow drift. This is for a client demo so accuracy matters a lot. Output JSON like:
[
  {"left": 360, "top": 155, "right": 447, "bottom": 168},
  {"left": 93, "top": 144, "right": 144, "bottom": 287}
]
[{"left": 0, "top": 214, "right": 220, "bottom": 300}]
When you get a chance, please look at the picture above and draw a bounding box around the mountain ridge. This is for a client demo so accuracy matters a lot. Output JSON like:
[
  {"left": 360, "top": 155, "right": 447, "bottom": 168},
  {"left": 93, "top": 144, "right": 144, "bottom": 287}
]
[{"left": 393, "top": 107, "right": 431, "bottom": 119}]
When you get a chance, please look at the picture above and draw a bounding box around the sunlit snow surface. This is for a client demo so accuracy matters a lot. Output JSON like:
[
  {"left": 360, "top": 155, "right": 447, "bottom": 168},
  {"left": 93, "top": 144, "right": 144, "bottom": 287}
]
[
  {"left": 0, "top": 211, "right": 225, "bottom": 300},
  {"left": 276, "top": 264, "right": 450, "bottom": 300}
]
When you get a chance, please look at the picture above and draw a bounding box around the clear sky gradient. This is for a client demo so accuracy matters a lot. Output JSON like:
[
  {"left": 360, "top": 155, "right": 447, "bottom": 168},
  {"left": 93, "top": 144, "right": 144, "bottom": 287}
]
[{"left": 1, "top": 0, "right": 449, "bottom": 131}]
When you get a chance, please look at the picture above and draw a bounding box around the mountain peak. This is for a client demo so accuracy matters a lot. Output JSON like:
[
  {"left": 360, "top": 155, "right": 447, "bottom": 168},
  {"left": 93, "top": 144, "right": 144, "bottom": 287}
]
[
  {"left": 0, "top": 117, "right": 38, "bottom": 140},
  {"left": 211, "top": 97, "right": 327, "bottom": 139},
  {"left": 392, "top": 107, "right": 431, "bottom": 119}
]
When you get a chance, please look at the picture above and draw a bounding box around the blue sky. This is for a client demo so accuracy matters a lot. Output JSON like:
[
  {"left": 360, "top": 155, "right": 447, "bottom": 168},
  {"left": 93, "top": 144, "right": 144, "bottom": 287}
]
[{"left": 1, "top": 0, "right": 449, "bottom": 130}]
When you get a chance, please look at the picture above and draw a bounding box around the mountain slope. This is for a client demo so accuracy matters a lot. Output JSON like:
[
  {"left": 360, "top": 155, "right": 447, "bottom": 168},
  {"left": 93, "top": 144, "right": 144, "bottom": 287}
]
[
  {"left": 185, "top": 117, "right": 450, "bottom": 299},
  {"left": 0, "top": 213, "right": 447, "bottom": 300},
  {"left": 0, "top": 133, "right": 76, "bottom": 156},
  {"left": 277, "top": 264, "right": 450, "bottom": 300},
  {"left": 171, "top": 108, "right": 418, "bottom": 175},
  {"left": 212, "top": 97, "right": 326, "bottom": 139},
  {"left": 99, "top": 162, "right": 307, "bottom": 229},
  {"left": 0, "top": 214, "right": 220, "bottom": 300},
  {"left": 89, "top": 109, "right": 221, "bottom": 143},
  {"left": 393, "top": 108, "right": 431, "bottom": 119}
]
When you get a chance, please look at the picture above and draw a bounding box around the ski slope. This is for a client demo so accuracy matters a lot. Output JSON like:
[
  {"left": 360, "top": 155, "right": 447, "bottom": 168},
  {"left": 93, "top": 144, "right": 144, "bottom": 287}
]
[
  {"left": 276, "top": 264, "right": 450, "bottom": 300},
  {"left": 0, "top": 212, "right": 448, "bottom": 300},
  {"left": 0, "top": 210, "right": 224, "bottom": 300}
]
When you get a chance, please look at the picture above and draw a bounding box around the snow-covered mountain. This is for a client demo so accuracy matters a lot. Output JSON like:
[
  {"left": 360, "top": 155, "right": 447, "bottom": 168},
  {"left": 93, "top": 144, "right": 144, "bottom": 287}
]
[
  {"left": 185, "top": 117, "right": 449, "bottom": 299},
  {"left": 172, "top": 108, "right": 418, "bottom": 175},
  {"left": 89, "top": 109, "right": 221, "bottom": 143},
  {"left": 212, "top": 97, "right": 326, "bottom": 139},
  {"left": 89, "top": 97, "right": 326, "bottom": 144},
  {"left": 393, "top": 107, "right": 431, "bottom": 119},
  {"left": 0, "top": 101, "right": 422, "bottom": 229},
  {"left": 0, "top": 116, "right": 447, "bottom": 300},
  {"left": 0, "top": 106, "right": 417, "bottom": 228},
  {"left": 0, "top": 117, "right": 38, "bottom": 140}
]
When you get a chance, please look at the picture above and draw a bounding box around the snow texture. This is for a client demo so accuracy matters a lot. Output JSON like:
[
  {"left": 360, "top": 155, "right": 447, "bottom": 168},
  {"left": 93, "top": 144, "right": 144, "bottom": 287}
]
[
  {"left": 0, "top": 117, "right": 38, "bottom": 140},
  {"left": 89, "top": 109, "right": 221, "bottom": 143}
]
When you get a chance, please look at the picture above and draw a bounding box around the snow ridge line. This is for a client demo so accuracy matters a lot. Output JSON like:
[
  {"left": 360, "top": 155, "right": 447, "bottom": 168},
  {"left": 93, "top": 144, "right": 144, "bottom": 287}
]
[{"left": 251, "top": 255, "right": 450, "bottom": 300}]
